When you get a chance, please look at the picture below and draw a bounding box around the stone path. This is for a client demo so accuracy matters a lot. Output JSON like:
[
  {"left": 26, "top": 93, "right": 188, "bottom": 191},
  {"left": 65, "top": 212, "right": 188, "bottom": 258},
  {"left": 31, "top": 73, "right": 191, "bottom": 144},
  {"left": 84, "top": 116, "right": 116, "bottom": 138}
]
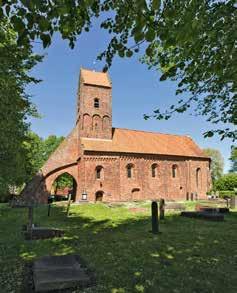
[{"left": 33, "top": 255, "right": 91, "bottom": 292}]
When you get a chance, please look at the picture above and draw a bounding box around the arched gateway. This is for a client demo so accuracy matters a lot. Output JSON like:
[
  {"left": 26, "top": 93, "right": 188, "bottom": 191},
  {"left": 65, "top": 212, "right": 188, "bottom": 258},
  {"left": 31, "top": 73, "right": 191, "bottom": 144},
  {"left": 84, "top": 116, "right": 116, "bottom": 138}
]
[{"left": 21, "top": 68, "right": 211, "bottom": 203}]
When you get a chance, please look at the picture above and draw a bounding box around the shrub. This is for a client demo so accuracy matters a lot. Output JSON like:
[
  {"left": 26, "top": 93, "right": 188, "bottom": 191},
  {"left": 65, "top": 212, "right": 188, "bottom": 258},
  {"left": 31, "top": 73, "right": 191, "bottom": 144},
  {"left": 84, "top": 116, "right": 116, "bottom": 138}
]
[
  {"left": 0, "top": 193, "right": 11, "bottom": 203},
  {"left": 218, "top": 190, "right": 236, "bottom": 198},
  {"left": 214, "top": 173, "right": 237, "bottom": 191}
]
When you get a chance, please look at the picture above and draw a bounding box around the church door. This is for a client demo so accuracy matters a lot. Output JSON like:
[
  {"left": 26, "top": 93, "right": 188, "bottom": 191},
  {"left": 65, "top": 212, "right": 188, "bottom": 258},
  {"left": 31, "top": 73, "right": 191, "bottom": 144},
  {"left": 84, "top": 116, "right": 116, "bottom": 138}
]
[{"left": 95, "top": 191, "right": 103, "bottom": 202}]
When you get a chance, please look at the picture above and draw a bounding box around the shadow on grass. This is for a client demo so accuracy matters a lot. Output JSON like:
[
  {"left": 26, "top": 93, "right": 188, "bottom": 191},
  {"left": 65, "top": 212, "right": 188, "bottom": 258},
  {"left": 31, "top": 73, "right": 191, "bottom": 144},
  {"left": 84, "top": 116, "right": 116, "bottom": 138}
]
[{"left": 0, "top": 203, "right": 237, "bottom": 293}]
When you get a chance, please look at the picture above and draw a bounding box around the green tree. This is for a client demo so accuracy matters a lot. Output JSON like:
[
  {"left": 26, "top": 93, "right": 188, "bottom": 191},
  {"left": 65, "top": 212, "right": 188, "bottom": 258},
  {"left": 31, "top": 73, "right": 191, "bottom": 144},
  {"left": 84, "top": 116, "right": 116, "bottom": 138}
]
[
  {"left": 203, "top": 148, "right": 224, "bottom": 182},
  {"left": 0, "top": 19, "right": 42, "bottom": 195},
  {"left": 41, "top": 135, "right": 64, "bottom": 165},
  {"left": 0, "top": 0, "right": 236, "bottom": 140},
  {"left": 23, "top": 132, "right": 44, "bottom": 181},
  {"left": 52, "top": 173, "right": 73, "bottom": 195},
  {"left": 23, "top": 133, "right": 64, "bottom": 181},
  {"left": 214, "top": 173, "right": 237, "bottom": 191},
  {"left": 229, "top": 146, "right": 237, "bottom": 173}
]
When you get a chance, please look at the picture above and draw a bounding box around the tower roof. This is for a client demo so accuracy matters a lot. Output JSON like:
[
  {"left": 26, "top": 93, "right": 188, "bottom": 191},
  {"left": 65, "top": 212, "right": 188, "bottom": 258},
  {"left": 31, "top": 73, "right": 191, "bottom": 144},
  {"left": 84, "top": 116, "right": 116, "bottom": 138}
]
[{"left": 80, "top": 68, "right": 111, "bottom": 88}]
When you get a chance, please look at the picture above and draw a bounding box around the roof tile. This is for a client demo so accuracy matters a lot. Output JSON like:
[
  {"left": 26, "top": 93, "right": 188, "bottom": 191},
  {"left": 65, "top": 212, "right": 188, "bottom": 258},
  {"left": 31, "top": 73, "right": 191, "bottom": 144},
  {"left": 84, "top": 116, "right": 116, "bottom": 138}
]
[
  {"left": 80, "top": 68, "right": 111, "bottom": 88},
  {"left": 81, "top": 128, "right": 209, "bottom": 158}
]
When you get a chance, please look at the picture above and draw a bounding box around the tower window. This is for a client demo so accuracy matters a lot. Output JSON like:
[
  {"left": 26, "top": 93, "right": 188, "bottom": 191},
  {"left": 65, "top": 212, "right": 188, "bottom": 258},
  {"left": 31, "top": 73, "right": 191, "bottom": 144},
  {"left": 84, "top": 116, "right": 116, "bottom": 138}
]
[{"left": 94, "top": 98, "right": 100, "bottom": 108}]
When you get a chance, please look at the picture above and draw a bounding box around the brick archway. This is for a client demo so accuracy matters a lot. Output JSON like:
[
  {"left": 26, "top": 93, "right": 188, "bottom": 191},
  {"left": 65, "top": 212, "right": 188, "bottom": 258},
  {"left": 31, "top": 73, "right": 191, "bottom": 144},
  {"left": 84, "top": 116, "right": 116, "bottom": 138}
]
[
  {"left": 51, "top": 172, "right": 78, "bottom": 201},
  {"left": 43, "top": 164, "right": 79, "bottom": 202}
]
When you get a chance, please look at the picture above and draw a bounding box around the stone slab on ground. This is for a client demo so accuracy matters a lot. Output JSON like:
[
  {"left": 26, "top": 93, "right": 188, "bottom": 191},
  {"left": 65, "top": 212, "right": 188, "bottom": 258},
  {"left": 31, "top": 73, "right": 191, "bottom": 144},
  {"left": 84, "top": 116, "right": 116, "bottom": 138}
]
[
  {"left": 165, "top": 203, "right": 186, "bottom": 211},
  {"left": 196, "top": 206, "right": 229, "bottom": 214},
  {"left": 181, "top": 211, "right": 224, "bottom": 221},
  {"left": 24, "top": 227, "right": 64, "bottom": 240},
  {"left": 33, "top": 255, "right": 92, "bottom": 292}
]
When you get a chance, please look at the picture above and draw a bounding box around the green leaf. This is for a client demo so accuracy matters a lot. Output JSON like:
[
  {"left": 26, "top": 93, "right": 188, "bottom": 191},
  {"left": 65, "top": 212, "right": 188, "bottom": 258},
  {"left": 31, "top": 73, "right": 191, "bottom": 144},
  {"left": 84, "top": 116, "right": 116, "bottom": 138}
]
[
  {"left": 126, "top": 50, "right": 133, "bottom": 57},
  {"left": 152, "top": 0, "right": 161, "bottom": 10},
  {"left": 134, "top": 31, "right": 144, "bottom": 43},
  {"left": 145, "top": 29, "right": 156, "bottom": 42},
  {"left": 11, "top": 16, "right": 25, "bottom": 33},
  {"left": 40, "top": 34, "right": 51, "bottom": 48},
  {"left": 160, "top": 73, "right": 168, "bottom": 81}
]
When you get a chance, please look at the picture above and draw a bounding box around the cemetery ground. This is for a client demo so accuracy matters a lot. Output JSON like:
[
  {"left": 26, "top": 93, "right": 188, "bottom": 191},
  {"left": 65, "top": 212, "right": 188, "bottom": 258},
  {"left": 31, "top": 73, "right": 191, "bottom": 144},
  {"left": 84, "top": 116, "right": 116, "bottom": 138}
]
[{"left": 0, "top": 201, "right": 237, "bottom": 293}]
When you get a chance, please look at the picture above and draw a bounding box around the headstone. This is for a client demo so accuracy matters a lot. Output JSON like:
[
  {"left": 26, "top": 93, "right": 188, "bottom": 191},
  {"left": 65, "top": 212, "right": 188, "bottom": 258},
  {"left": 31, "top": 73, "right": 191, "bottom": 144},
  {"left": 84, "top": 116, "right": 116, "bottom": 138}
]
[
  {"left": 159, "top": 198, "right": 165, "bottom": 220},
  {"left": 47, "top": 195, "right": 54, "bottom": 217},
  {"left": 151, "top": 201, "right": 159, "bottom": 234},
  {"left": 181, "top": 211, "right": 224, "bottom": 221},
  {"left": 33, "top": 255, "right": 92, "bottom": 292},
  {"left": 186, "top": 192, "right": 189, "bottom": 201},
  {"left": 24, "top": 227, "right": 64, "bottom": 240},
  {"left": 230, "top": 196, "right": 237, "bottom": 209},
  {"left": 67, "top": 194, "right": 72, "bottom": 216}
]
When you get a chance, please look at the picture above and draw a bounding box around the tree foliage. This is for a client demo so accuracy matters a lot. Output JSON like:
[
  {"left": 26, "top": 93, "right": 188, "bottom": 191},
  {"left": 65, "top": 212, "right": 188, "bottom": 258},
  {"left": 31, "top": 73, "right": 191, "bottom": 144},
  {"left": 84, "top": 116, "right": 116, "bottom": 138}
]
[
  {"left": 203, "top": 148, "right": 224, "bottom": 182},
  {"left": 24, "top": 133, "right": 64, "bottom": 179},
  {"left": 0, "top": 0, "right": 236, "bottom": 140},
  {"left": 214, "top": 173, "right": 237, "bottom": 191},
  {"left": 229, "top": 145, "right": 237, "bottom": 173},
  {"left": 0, "top": 18, "right": 42, "bottom": 195},
  {"left": 53, "top": 173, "right": 74, "bottom": 193}
]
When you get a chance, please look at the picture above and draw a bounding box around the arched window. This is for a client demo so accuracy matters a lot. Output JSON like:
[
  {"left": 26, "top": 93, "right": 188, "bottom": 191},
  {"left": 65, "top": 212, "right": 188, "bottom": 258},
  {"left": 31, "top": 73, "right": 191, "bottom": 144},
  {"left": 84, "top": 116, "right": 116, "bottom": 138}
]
[
  {"left": 94, "top": 98, "right": 100, "bottom": 108},
  {"left": 172, "top": 164, "right": 178, "bottom": 178},
  {"left": 95, "top": 166, "right": 104, "bottom": 180},
  {"left": 151, "top": 163, "right": 158, "bottom": 178},
  {"left": 126, "top": 163, "right": 134, "bottom": 178},
  {"left": 196, "top": 168, "right": 201, "bottom": 188}
]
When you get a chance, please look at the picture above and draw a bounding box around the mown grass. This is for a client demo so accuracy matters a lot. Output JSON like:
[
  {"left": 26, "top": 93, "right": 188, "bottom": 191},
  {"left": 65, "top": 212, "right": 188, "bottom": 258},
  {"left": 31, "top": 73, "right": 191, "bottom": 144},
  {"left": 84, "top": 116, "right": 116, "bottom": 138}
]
[{"left": 0, "top": 202, "right": 237, "bottom": 293}]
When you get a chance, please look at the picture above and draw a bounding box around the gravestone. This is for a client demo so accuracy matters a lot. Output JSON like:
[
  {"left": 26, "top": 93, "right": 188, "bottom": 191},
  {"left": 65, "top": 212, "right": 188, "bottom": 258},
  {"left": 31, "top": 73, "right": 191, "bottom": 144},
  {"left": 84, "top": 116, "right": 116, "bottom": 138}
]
[
  {"left": 151, "top": 201, "right": 159, "bottom": 234},
  {"left": 33, "top": 255, "right": 92, "bottom": 292},
  {"left": 159, "top": 198, "right": 165, "bottom": 220},
  {"left": 181, "top": 211, "right": 224, "bottom": 221},
  {"left": 230, "top": 196, "right": 237, "bottom": 209},
  {"left": 67, "top": 194, "right": 72, "bottom": 216}
]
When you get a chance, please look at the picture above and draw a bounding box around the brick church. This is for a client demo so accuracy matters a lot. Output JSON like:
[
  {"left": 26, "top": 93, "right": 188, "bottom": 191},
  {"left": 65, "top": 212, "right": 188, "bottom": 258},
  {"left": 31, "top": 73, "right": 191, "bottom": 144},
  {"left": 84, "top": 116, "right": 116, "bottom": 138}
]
[{"left": 28, "top": 68, "right": 211, "bottom": 203}]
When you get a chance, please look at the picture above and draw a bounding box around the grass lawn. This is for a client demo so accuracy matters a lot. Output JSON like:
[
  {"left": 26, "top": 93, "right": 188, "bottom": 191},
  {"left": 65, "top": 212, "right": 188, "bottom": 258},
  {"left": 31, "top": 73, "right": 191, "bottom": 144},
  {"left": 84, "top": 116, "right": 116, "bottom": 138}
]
[{"left": 0, "top": 201, "right": 237, "bottom": 293}]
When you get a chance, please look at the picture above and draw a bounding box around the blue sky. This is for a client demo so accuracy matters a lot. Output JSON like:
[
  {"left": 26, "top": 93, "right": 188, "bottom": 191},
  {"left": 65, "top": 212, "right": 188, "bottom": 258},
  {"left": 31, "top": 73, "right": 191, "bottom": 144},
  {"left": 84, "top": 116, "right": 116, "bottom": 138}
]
[{"left": 29, "top": 23, "right": 232, "bottom": 173}]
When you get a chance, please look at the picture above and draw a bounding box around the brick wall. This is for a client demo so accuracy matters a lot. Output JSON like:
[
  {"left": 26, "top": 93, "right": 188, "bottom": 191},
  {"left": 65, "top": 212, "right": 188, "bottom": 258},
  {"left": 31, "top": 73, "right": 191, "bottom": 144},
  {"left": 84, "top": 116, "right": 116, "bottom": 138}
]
[{"left": 77, "top": 152, "right": 210, "bottom": 202}]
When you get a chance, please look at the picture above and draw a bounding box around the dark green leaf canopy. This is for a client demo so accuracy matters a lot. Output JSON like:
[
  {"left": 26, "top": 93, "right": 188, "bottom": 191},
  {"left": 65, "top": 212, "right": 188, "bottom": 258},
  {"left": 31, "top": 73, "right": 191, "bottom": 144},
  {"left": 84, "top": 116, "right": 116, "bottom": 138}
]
[{"left": 0, "top": 0, "right": 236, "bottom": 140}]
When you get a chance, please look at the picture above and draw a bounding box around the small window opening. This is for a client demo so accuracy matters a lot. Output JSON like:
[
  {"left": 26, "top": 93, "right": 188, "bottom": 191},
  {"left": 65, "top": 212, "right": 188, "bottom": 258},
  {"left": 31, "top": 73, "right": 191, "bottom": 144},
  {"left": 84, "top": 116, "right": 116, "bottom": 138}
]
[
  {"left": 96, "top": 166, "right": 103, "bottom": 180},
  {"left": 127, "top": 164, "right": 133, "bottom": 178},
  {"left": 151, "top": 164, "right": 158, "bottom": 178},
  {"left": 94, "top": 98, "right": 99, "bottom": 108},
  {"left": 172, "top": 165, "right": 178, "bottom": 178}
]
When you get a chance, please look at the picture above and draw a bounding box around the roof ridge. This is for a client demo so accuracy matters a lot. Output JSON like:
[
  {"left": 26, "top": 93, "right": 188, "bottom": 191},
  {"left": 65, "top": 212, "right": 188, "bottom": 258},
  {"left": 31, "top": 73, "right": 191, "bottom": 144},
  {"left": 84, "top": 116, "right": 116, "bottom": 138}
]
[
  {"left": 81, "top": 67, "right": 106, "bottom": 74},
  {"left": 113, "top": 127, "right": 191, "bottom": 138}
]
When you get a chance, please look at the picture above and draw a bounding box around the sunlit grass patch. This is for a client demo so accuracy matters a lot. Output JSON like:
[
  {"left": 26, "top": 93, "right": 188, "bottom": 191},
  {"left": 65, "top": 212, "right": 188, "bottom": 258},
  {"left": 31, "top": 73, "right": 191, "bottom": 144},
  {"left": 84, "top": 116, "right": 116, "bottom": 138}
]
[{"left": 0, "top": 201, "right": 236, "bottom": 292}]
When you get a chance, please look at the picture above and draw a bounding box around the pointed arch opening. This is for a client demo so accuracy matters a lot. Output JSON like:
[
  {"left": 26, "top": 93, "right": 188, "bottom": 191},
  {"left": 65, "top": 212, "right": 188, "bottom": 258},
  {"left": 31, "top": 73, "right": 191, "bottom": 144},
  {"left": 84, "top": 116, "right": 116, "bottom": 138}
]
[{"left": 51, "top": 172, "right": 77, "bottom": 201}]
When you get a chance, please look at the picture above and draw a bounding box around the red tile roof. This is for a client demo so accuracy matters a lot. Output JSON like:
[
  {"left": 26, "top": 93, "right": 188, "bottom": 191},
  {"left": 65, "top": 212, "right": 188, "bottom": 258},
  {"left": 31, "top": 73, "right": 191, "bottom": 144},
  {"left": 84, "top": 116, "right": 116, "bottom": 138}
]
[
  {"left": 80, "top": 68, "right": 111, "bottom": 88},
  {"left": 81, "top": 128, "right": 209, "bottom": 158}
]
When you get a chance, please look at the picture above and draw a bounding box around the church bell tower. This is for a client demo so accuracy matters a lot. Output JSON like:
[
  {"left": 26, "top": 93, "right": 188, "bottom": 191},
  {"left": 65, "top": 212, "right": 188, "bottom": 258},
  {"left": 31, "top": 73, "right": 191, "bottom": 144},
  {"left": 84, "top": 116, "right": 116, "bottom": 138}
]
[{"left": 76, "top": 68, "right": 112, "bottom": 140}]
